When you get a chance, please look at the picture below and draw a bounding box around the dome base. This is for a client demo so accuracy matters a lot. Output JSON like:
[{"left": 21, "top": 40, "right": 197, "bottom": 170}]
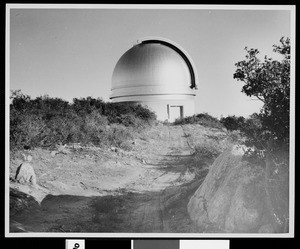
[{"left": 112, "top": 96, "right": 195, "bottom": 122}]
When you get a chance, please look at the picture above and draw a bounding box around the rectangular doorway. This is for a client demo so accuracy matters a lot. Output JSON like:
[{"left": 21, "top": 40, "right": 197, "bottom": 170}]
[{"left": 169, "top": 105, "right": 183, "bottom": 122}]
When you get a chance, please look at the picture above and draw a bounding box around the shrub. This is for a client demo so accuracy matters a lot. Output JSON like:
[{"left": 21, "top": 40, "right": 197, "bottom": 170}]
[
  {"left": 31, "top": 95, "right": 71, "bottom": 120},
  {"left": 10, "top": 90, "right": 32, "bottom": 113},
  {"left": 235, "top": 113, "right": 264, "bottom": 148},
  {"left": 174, "top": 113, "right": 223, "bottom": 129},
  {"left": 44, "top": 116, "right": 72, "bottom": 145},
  {"left": 104, "top": 124, "right": 134, "bottom": 150},
  {"left": 226, "top": 130, "right": 243, "bottom": 143},
  {"left": 80, "top": 111, "right": 108, "bottom": 145},
  {"left": 9, "top": 91, "right": 156, "bottom": 150},
  {"left": 133, "top": 104, "right": 157, "bottom": 122},
  {"left": 64, "top": 112, "right": 85, "bottom": 144},
  {"left": 117, "top": 113, "right": 145, "bottom": 128},
  {"left": 194, "top": 143, "right": 221, "bottom": 161},
  {"left": 220, "top": 115, "right": 245, "bottom": 131},
  {"left": 10, "top": 112, "right": 46, "bottom": 150},
  {"left": 72, "top": 97, "right": 105, "bottom": 116},
  {"left": 195, "top": 113, "right": 224, "bottom": 129}
]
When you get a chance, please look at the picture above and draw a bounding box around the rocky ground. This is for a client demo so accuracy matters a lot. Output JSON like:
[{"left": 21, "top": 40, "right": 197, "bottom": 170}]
[
  {"left": 10, "top": 123, "right": 288, "bottom": 234},
  {"left": 10, "top": 124, "right": 225, "bottom": 233}
]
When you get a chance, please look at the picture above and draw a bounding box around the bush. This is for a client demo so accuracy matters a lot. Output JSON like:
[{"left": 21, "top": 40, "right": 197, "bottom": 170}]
[
  {"left": 117, "top": 113, "right": 146, "bottom": 129},
  {"left": 220, "top": 115, "right": 245, "bottom": 131},
  {"left": 80, "top": 111, "right": 108, "bottom": 145},
  {"left": 10, "top": 91, "right": 156, "bottom": 150},
  {"left": 174, "top": 113, "right": 223, "bottom": 129},
  {"left": 104, "top": 124, "right": 134, "bottom": 150},
  {"left": 10, "top": 112, "right": 46, "bottom": 150},
  {"left": 194, "top": 143, "right": 221, "bottom": 161},
  {"left": 220, "top": 114, "right": 268, "bottom": 147},
  {"left": 227, "top": 130, "right": 243, "bottom": 143},
  {"left": 239, "top": 114, "right": 264, "bottom": 147}
]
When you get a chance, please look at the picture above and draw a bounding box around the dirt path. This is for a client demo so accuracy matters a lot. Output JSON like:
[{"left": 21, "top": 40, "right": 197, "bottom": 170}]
[
  {"left": 10, "top": 125, "right": 208, "bottom": 233},
  {"left": 125, "top": 126, "right": 194, "bottom": 232},
  {"left": 87, "top": 125, "right": 205, "bottom": 233}
]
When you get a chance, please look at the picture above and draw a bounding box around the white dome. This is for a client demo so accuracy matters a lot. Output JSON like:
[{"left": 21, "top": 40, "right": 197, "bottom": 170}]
[{"left": 110, "top": 39, "right": 197, "bottom": 100}]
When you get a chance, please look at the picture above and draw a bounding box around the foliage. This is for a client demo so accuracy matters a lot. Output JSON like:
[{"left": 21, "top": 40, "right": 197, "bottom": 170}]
[
  {"left": 233, "top": 37, "right": 290, "bottom": 150},
  {"left": 192, "top": 131, "right": 236, "bottom": 171},
  {"left": 10, "top": 91, "right": 156, "bottom": 150},
  {"left": 220, "top": 113, "right": 264, "bottom": 147},
  {"left": 118, "top": 114, "right": 146, "bottom": 128},
  {"left": 226, "top": 130, "right": 243, "bottom": 144},
  {"left": 233, "top": 37, "right": 290, "bottom": 231},
  {"left": 10, "top": 112, "right": 46, "bottom": 149},
  {"left": 173, "top": 113, "right": 224, "bottom": 129},
  {"left": 72, "top": 97, "right": 156, "bottom": 124},
  {"left": 220, "top": 115, "right": 245, "bottom": 131},
  {"left": 194, "top": 143, "right": 221, "bottom": 161},
  {"left": 104, "top": 124, "right": 134, "bottom": 150}
]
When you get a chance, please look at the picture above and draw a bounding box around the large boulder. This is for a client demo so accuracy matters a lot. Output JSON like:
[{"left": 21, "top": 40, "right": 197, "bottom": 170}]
[
  {"left": 15, "top": 162, "right": 37, "bottom": 186},
  {"left": 187, "top": 145, "right": 278, "bottom": 233}
]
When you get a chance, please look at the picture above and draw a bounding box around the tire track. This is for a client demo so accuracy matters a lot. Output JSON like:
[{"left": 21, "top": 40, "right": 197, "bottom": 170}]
[{"left": 126, "top": 125, "right": 195, "bottom": 232}]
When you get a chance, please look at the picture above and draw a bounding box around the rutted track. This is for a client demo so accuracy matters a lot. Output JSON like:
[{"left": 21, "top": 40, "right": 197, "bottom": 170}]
[
  {"left": 129, "top": 126, "right": 193, "bottom": 232},
  {"left": 91, "top": 126, "right": 204, "bottom": 233}
]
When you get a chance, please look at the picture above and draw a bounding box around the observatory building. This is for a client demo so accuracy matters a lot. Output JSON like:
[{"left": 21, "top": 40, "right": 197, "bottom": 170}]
[{"left": 110, "top": 37, "right": 198, "bottom": 122}]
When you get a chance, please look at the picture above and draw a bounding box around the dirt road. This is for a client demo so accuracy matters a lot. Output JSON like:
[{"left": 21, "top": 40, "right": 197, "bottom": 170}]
[
  {"left": 105, "top": 125, "right": 203, "bottom": 233},
  {"left": 10, "top": 125, "right": 208, "bottom": 233}
]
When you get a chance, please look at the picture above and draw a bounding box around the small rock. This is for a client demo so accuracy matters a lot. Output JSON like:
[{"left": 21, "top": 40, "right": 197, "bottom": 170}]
[
  {"left": 56, "top": 143, "right": 70, "bottom": 154},
  {"left": 51, "top": 151, "right": 57, "bottom": 157},
  {"left": 15, "top": 162, "right": 37, "bottom": 185},
  {"left": 110, "top": 146, "right": 118, "bottom": 152},
  {"left": 142, "top": 159, "right": 147, "bottom": 164}
]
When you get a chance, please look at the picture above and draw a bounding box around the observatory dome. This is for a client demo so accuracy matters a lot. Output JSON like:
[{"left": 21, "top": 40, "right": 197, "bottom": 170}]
[{"left": 110, "top": 38, "right": 198, "bottom": 122}]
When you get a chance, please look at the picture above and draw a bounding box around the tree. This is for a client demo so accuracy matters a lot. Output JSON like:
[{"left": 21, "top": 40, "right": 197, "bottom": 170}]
[
  {"left": 233, "top": 37, "right": 290, "bottom": 150},
  {"left": 233, "top": 37, "right": 290, "bottom": 232}
]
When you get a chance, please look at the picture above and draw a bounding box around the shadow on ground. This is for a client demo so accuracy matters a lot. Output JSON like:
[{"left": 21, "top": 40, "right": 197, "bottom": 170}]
[{"left": 10, "top": 171, "right": 207, "bottom": 233}]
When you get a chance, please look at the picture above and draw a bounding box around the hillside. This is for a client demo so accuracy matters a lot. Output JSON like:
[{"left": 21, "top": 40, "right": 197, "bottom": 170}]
[{"left": 10, "top": 123, "right": 234, "bottom": 233}]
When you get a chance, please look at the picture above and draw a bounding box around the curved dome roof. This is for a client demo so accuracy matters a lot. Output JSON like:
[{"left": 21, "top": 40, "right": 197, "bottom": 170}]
[{"left": 110, "top": 38, "right": 197, "bottom": 100}]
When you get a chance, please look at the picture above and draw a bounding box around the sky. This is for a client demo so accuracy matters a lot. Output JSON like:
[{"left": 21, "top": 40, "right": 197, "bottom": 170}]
[{"left": 9, "top": 5, "right": 292, "bottom": 118}]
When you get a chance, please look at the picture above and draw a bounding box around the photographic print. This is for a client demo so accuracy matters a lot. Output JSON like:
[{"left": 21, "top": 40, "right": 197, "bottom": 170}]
[{"left": 6, "top": 4, "right": 295, "bottom": 237}]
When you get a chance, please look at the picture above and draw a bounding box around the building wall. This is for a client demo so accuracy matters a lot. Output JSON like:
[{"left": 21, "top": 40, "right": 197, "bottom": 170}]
[
  {"left": 112, "top": 95, "right": 195, "bottom": 122},
  {"left": 141, "top": 99, "right": 195, "bottom": 122}
]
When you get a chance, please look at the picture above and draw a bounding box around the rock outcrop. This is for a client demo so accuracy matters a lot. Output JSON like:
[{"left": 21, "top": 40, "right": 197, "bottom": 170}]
[
  {"left": 188, "top": 145, "right": 278, "bottom": 233},
  {"left": 10, "top": 187, "right": 40, "bottom": 216}
]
